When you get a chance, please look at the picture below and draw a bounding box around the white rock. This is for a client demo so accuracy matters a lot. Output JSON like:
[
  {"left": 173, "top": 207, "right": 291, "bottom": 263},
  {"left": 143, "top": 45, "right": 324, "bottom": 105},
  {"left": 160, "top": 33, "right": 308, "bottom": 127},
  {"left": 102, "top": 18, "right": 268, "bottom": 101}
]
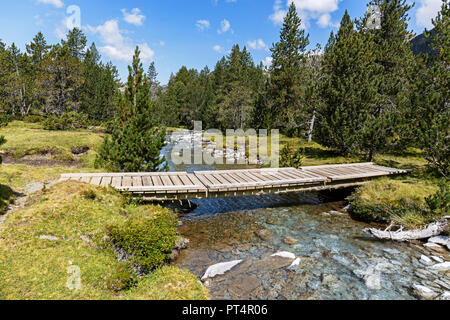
[
  {"left": 39, "top": 235, "right": 59, "bottom": 241},
  {"left": 365, "top": 273, "right": 382, "bottom": 290},
  {"left": 429, "top": 262, "right": 450, "bottom": 272},
  {"left": 271, "top": 251, "right": 296, "bottom": 260},
  {"left": 428, "top": 236, "right": 449, "bottom": 246},
  {"left": 412, "top": 284, "right": 439, "bottom": 299},
  {"left": 289, "top": 258, "right": 301, "bottom": 268},
  {"left": 419, "top": 255, "right": 434, "bottom": 266},
  {"left": 201, "top": 260, "right": 242, "bottom": 281},
  {"left": 424, "top": 242, "right": 444, "bottom": 250},
  {"left": 436, "top": 292, "right": 450, "bottom": 300},
  {"left": 431, "top": 256, "right": 444, "bottom": 263},
  {"left": 329, "top": 210, "right": 345, "bottom": 216}
]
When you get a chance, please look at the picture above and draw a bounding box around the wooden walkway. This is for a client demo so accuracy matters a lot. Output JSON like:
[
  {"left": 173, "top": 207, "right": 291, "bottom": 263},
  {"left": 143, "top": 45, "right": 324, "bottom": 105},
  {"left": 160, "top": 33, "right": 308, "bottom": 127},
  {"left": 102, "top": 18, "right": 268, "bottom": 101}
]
[{"left": 60, "top": 163, "right": 409, "bottom": 200}]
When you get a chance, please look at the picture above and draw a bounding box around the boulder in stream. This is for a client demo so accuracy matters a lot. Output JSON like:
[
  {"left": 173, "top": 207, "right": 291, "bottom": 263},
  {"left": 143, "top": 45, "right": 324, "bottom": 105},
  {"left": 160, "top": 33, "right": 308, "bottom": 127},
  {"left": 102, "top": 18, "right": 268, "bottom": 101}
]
[
  {"left": 201, "top": 260, "right": 243, "bottom": 281},
  {"left": 412, "top": 284, "right": 439, "bottom": 300},
  {"left": 428, "top": 236, "right": 449, "bottom": 247},
  {"left": 429, "top": 262, "right": 450, "bottom": 272}
]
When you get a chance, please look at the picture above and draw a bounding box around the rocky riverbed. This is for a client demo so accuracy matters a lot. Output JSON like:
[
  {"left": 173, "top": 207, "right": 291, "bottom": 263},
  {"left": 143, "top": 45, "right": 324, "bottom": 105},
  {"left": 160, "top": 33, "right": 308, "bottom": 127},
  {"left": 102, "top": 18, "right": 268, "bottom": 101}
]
[{"left": 172, "top": 193, "right": 450, "bottom": 300}]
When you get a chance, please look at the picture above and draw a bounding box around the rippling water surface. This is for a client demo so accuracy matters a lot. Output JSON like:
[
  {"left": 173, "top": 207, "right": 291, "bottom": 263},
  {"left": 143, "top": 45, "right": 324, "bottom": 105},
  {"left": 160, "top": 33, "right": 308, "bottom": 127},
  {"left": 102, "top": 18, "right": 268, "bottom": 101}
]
[{"left": 163, "top": 135, "right": 448, "bottom": 300}]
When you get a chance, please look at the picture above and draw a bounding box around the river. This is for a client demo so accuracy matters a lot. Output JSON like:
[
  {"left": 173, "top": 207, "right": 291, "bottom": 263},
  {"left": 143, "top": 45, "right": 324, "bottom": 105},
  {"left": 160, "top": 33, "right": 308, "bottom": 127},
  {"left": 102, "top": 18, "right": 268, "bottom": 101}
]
[{"left": 162, "top": 133, "right": 450, "bottom": 300}]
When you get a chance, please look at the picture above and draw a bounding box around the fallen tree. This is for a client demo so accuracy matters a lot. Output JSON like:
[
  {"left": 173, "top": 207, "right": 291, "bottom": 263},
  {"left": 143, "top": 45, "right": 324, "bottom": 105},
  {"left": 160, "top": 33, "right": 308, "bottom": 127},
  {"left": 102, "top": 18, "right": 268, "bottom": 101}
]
[{"left": 363, "top": 217, "right": 449, "bottom": 242}]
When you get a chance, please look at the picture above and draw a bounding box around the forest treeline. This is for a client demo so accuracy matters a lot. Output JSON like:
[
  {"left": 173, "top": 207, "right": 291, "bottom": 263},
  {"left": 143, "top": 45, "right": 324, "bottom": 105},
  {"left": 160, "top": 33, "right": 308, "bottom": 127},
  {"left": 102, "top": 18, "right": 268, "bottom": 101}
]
[
  {"left": 0, "top": 28, "right": 119, "bottom": 122},
  {"left": 0, "top": 0, "right": 448, "bottom": 176}
]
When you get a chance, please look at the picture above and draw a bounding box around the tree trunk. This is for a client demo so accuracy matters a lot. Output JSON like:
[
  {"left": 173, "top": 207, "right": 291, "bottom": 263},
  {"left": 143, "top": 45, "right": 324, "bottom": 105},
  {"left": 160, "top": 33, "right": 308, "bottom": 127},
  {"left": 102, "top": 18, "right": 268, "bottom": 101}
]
[
  {"left": 364, "top": 219, "right": 448, "bottom": 242},
  {"left": 308, "top": 111, "right": 316, "bottom": 143}
]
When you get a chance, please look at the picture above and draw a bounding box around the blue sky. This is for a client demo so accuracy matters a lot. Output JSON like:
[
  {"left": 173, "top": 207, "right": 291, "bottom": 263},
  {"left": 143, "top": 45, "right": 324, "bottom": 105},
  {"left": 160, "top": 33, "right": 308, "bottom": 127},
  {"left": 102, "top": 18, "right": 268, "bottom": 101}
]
[{"left": 0, "top": 0, "right": 443, "bottom": 84}]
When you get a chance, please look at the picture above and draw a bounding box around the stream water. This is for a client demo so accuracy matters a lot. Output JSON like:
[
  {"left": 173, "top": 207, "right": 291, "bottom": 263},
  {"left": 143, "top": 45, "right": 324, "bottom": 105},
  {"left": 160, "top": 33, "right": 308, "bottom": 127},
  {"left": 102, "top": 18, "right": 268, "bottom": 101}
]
[{"left": 162, "top": 133, "right": 450, "bottom": 300}]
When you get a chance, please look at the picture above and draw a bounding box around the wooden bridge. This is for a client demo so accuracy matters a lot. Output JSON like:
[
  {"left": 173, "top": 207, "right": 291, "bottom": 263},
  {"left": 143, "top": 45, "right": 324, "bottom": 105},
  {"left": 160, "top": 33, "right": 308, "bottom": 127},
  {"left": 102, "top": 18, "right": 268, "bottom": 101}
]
[{"left": 60, "top": 163, "right": 409, "bottom": 201}]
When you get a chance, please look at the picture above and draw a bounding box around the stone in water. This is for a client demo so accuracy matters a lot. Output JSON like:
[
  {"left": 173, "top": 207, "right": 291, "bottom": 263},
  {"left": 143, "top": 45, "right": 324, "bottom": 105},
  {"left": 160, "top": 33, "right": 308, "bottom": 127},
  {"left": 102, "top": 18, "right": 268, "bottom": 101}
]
[{"left": 201, "top": 260, "right": 242, "bottom": 281}]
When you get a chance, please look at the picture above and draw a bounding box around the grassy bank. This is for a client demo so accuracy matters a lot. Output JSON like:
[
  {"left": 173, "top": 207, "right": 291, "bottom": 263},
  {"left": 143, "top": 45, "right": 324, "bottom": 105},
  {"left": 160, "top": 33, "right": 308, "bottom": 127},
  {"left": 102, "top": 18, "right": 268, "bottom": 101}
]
[
  {"left": 0, "top": 121, "right": 104, "bottom": 166},
  {"left": 0, "top": 181, "right": 208, "bottom": 300}
]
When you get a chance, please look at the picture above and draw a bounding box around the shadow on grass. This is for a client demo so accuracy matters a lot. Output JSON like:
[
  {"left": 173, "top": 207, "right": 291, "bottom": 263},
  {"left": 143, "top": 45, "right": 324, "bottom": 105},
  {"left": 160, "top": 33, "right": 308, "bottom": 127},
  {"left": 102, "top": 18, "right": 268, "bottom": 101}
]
[{"left": 0, "top": 184, "right": 20, "bottom": 214}]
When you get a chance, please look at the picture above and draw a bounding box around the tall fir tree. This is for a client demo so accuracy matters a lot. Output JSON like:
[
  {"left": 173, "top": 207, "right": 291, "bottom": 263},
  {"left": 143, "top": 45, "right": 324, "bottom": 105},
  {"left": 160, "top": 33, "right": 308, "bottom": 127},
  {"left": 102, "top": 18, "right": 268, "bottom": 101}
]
[
  {"left": 63, "top": 28, "right": 87, "bottom": 59},
  {"left": 95, "top": 46, "right": 167, "bottom": 172},
  {"left": 26, "top": 32, "right": 50, "bottom": 65},
  {"left": 267, "top": 2, "right": 310, "bottom": 135},
  {"left": 38, "top": 43, "right": 84, "bottom": 115},
  {"left": 409, "top": 0, "right": 449, "bottom": 177},
  {"left": 318, "top": 11, "right": 379, "bottom": 156},
  {"left": 358, "top": 0, "right": 415, "bottom": 159},
  {"left": 147, "top": 61, "right": 160, "bottom": 101},
  {"left": 80, "top": 43, "right": 118, "bottom": 121}
]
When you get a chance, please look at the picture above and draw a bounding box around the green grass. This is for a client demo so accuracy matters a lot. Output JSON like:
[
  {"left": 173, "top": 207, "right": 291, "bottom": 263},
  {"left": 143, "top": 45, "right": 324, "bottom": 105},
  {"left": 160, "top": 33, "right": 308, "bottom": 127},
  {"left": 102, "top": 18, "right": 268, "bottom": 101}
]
[
  {"left": 0, "top": 121, "right": 104, "bottom": 165},
  {"left": 0, "top": 181, "right": 208, "bottom": 300},
  {"left": 0, "top": 164, "right": 103, "bottom": 213},
  {"left": 348, "top": 177, "right": 443, "bottom": 228}
]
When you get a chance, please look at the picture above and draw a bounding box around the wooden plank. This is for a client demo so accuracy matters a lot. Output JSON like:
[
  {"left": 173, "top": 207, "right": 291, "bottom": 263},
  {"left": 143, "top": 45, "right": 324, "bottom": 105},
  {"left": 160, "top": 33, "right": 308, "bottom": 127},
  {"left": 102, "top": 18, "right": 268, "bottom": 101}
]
[
  {"left": 111, "top": 176, "right": 122, "bottom": 188},
  {"left": 142, "top": 176, "right": 153, "bottom": 187},
  {"left": 169, "top": 174, "right": 184, "bottom": 186},
  {"left": 186, "top": 174, "right": 207, "bottom": 190},
  {"left": 100, "top": 177, "right": 112, "bottom": 187},
  {"left": 301, "top": 162, "right": 374, "bottom": 170},
  {"left": 91, "top": 176, "right": 102, "bottom": 186},
  {"left": 160, "top": 175, "right": 174, "bottom": 187},
  {"left": 151, "top": 176, "right": 162, "bottom": 186},
  {"left": 132, "top": 176, "right": 143, "bottom": 187},
  {"left": 122, "top": 176, "right": 133, "bottom": 187},
  {"left": 329, "top": 171, "right": 399, "bottom": 181},
  {"left": 80, "top": 176, "right": 91, "bottom": 183},
  {"left": 61, "top": 172, "right": 193, "bottom": 178}
]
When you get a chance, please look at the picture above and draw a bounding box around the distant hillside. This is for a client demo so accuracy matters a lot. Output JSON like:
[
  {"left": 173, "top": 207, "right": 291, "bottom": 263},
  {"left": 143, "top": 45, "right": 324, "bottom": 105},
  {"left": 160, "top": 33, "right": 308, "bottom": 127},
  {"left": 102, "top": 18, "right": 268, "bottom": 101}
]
[{"left": 410, "top": 29, "right": 436, "bottom": 56}]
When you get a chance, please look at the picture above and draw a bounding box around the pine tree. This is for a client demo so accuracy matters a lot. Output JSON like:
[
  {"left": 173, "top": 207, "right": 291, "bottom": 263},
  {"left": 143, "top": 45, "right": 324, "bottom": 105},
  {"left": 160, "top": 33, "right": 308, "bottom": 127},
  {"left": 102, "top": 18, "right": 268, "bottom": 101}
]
[
  {"left": 5, "top": 43, "right": 33, "bottom": 116},
  {"left": 318, "top": 11, "right": 379, "bottom": 156},
  {"left": 267, "top": 2, "right": 310, "bottom": 135},
  {"left": 95, "top": 46, "right": 167, "bottom": 172},
  {"left": 146, "top": 61, "right": 160, "bottom": 101},
  {"left": 26, "top": 32, "right": 50, "bottom": 65},
  {"left": 359, "top": 0, "right": 415, "bottom": 159},
  {"left": 38, "top": 43, "right": 84, "bottom": 115},
  {"left": 63, "top": 28, "right": 87, "bottom": 59},
  {"left": 80, "top": 44, "right": 118, "bottom": 121},
  {"left": 26, "top": 32, "right": 50, "bottom": 114},
  {"left": 409, "top": 0, "right": 449, "bottom": 177}
]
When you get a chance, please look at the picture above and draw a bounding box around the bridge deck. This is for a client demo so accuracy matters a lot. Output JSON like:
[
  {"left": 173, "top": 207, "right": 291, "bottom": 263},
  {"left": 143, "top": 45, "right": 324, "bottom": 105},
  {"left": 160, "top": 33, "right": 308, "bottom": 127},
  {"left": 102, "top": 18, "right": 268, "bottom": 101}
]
[{"left": 60, "top": 163, "right": 409, "bottom": 200}]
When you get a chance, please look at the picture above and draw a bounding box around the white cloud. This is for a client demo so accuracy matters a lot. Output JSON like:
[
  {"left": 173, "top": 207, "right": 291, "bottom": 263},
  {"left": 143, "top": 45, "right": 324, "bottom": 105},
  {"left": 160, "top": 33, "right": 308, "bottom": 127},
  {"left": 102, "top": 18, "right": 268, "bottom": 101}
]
[
  {"left": 247, "top": 39, "right": 267, "bottom": 50},
  {"left": 290, "top": 0, "right": 339, "bottom": 13},
  {"left": 196, "top": 19, "right": 211, "bottom": 31},
  {"left": 218, "top": 19, "right": 231, "bottom": 34},
  {"left": 87, "top": 19, "right": 154, "bottom": 62},
  {"left": 416, "top": 0, "right": 443, "bottom": 29},
  {"left": 270, "top": 0, "right": 340, "bottom": 29},
  {"left": 37, "top": 0, "right": 64, "bottom": 8},
  {"left": 121, "top": 8, "right": 146, "bottom": 26},
  {"left": 270, "top": 0, "right": 287, "bottom": 25},
  {"left": 213, "top": 45, "right": 224, "bottom": 53},
  {"left": 262, "top": 56, "right": 273, "bottom": 68},
  {"left": 317, "top": 13, "right": 339, "bottom": 28}
]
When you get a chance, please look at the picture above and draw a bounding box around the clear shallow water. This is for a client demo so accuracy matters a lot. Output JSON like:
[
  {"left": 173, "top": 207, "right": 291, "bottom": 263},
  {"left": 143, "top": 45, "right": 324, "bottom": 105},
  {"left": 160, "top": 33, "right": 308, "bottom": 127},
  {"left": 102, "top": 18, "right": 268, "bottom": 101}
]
[{"left": 163, "top": 135, "right": 449, "bottom": 300}]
